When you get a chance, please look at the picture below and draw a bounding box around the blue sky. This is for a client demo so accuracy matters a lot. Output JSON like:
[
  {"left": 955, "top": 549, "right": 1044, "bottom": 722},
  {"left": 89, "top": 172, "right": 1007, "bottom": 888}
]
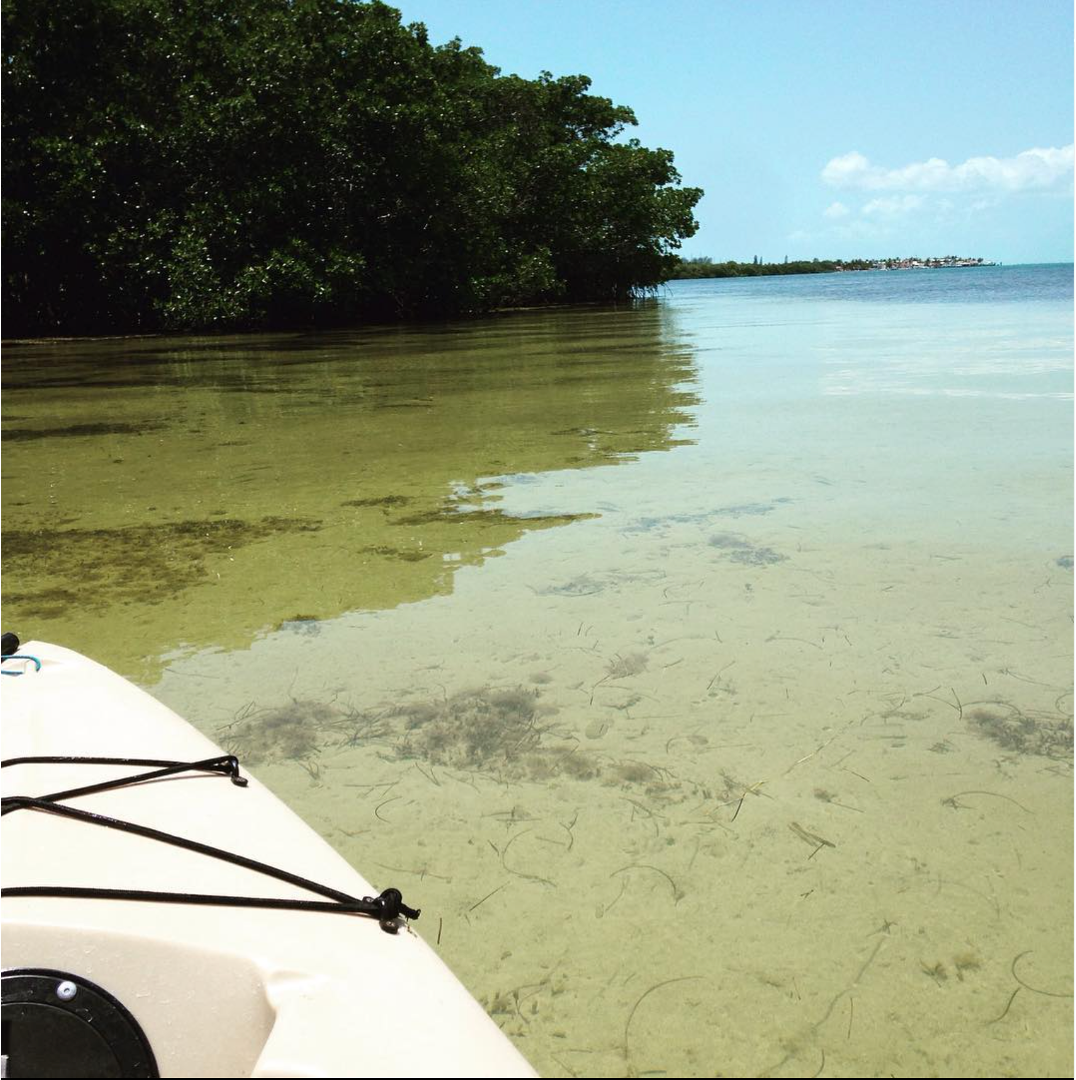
[{"left": 394, "top": 0, "right": 1074, "bottom": 264}]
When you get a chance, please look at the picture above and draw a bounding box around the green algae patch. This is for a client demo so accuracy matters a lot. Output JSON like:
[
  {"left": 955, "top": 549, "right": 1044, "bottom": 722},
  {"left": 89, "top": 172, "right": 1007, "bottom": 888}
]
[
  {"left": 3, "top": 516, "right": 323, "bottom": 616},
  {"left": 2, "top": 421, "right": 164, "bottom": 442},
  {"left": 968, "top": 702, "right": 1073, "bottom": 760},
  {"left": 392, "top": 505, "right": 598, "bottom": 532},
  {"left": 357, "top": 545, "right": 434, "bottom": 562},
  {"left": 340, "top": 495, "right": 413, "bottom": 509}
]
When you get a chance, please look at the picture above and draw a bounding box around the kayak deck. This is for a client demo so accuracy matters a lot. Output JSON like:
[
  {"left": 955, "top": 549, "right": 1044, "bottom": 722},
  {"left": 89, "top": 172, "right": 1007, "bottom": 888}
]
[{"left": 2, "top": 642, "right": 537, "bottom": 1078}]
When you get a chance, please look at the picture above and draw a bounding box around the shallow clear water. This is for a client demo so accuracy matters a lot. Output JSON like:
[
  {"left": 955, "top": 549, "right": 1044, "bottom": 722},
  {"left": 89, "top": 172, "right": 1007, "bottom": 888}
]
[{"left": 4, "top": 265, "right": 1072, "bottom": 1077}]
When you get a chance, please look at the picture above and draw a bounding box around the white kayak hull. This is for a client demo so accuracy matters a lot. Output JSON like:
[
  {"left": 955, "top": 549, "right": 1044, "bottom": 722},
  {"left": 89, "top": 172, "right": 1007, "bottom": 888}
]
[{"left": 1, "top": 642, "right": 538, "bottom": 1078}]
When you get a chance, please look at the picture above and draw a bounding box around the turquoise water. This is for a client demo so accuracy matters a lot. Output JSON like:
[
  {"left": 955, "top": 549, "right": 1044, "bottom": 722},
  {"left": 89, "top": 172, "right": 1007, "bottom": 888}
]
[
  {"left": 674, "top": 263, "right": 1072, "bottom": 305},
  {"left": 4, "top": 263, "right": 1072, "bottom": 1076}
]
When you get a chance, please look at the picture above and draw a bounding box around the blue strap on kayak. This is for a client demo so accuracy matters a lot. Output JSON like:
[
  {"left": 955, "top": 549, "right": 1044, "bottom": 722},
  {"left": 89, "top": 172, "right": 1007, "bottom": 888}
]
[{"left": 1, "top": 655, "right": 42, "bottom": 676}]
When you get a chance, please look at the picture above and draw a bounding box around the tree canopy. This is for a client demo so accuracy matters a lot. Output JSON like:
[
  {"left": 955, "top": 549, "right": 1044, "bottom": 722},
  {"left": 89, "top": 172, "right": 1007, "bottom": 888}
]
[{"left": 3, "top": 0, "right": 702, "bottom": 334}]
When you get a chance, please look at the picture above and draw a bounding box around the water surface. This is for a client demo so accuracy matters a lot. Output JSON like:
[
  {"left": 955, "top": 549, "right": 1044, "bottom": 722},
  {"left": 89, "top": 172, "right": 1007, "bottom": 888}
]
[{"left": 3, "top": 265, "right": 1072, "bottom": 1077}]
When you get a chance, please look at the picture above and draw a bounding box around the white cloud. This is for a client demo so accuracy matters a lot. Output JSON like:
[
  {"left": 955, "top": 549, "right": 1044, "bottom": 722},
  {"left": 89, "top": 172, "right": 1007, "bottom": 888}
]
[
  {"left": 861, "top": 195, "right": 925, "bottom": 217},
  {"left": 822, "top": 145, "right": 1074, "bottom": 192},
  {"left": 823, "top": 201, "right": 850, "bottom": 219}
]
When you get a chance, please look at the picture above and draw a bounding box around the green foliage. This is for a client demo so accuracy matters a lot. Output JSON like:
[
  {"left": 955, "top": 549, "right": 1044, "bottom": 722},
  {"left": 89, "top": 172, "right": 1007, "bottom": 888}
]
[
  {"left": 3, "top": 0, "right": 702, "bottom": 334},
  {"left": 671, "top": 257, "right": 875, "bottom": 279}
]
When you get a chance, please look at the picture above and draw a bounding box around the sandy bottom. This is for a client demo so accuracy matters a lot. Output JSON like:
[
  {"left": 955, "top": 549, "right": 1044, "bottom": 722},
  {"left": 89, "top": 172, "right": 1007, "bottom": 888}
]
[{"left": 155, "top": 491, "right": 1074, "bottom": 1078}]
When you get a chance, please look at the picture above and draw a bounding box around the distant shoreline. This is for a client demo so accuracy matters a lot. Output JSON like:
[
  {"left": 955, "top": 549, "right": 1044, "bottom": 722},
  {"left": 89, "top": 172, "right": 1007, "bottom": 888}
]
[{"left": 670, "top": 256, "right": 997, "bottom": 280}]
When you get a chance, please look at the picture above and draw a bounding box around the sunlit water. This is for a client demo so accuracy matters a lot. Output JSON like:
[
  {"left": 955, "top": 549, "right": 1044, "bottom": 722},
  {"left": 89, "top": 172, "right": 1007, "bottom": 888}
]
[{"left": 4, "top": 265, "right": 1072, "bottom": 1077}]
